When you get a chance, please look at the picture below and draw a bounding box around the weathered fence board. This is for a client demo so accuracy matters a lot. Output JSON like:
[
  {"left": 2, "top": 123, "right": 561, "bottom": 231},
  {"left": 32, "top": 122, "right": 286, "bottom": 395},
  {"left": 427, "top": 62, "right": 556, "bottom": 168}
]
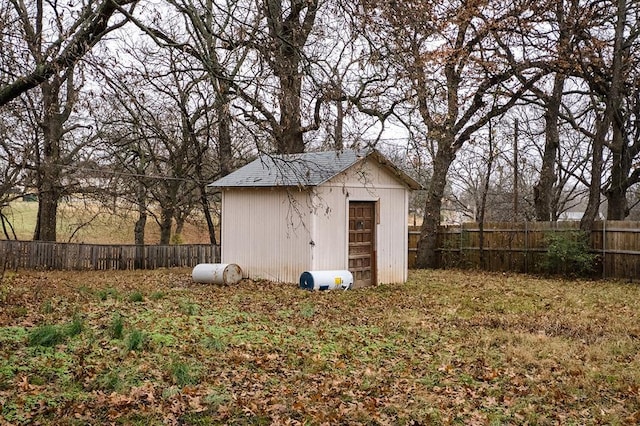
[
  {"left": 0, "top": 241, "right": 220, "bottom": 271},
  {"left": 409, "top": 221, "right": 640, "bottom": 279}
]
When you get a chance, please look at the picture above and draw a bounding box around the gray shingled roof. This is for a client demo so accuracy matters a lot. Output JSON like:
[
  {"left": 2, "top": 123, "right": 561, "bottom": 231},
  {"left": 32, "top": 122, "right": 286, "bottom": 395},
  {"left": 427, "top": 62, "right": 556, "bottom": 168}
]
[{"left": 209, "top": 149, "right": 421, "bottom": 189}]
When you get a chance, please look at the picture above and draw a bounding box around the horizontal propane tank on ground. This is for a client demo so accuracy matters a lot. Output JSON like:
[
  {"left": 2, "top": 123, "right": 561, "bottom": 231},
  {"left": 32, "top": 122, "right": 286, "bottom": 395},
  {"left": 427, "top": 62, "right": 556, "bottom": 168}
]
[
  {"left": 299, "top": 270, "right": 353, "bottom": 291},
  {"left": 192, "top": 263, "right": 243, "bottom": 285}
]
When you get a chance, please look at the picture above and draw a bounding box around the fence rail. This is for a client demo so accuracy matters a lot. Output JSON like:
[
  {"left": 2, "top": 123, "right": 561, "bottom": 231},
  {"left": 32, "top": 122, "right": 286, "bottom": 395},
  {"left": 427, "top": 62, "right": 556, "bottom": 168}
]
[
  {"left": 1, "top": 240, "right": 220, "bottom": 271},
  {"left": 409, "top": 221, "right": 640, "bottom": 279}
]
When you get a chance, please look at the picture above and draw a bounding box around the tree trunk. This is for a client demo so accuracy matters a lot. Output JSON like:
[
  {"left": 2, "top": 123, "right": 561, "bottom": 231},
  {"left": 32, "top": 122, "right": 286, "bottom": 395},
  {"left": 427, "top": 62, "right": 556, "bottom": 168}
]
[
  {"left": 415, "top": 143, "right": 455, "bottom": 269},
  {"left": 33, "top": 80, "right": 65, "bottom": 242},
  {"left": 263, "top": 0, "right": 318, "bottom": 155},
  {"left": 134, "top": 184, "right": 147, "bottom": 246},
  {"left": 276, "top": 74, "right": 304, "bottom": 154},
  {"left": 174, "top": 215, "right": 185, "bottom": 244},
  {"left": 217, "top": 90, "right": 233, "bottom": 176},
  {"left": 34, "top": 184, "right": 59, "bottom": 241},
  {"left": 605, "top": 119, "right": 629, "bottom": 219},
  {"left": 533, "top": 73, "right": 564, "bottom": 221},
  {"left": 580, "top": 117, "right": 607, "bottom": 231},
  {"left": 581, "top": 0, "right": 627, "bottom": 230},
  {"left": 478, "top": 120, "right": 494, "bottom": 268},
  {"left": 159, "top": 206, "right": 174, "bottom": 245},
  {"left": 199, "top": 184, "right": 217, "bottom": 246}
]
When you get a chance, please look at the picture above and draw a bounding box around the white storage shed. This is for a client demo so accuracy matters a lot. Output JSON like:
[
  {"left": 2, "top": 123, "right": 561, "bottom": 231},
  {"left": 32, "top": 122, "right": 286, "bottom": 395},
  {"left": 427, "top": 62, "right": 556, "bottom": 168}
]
[{"left": 209, "top": 149, "right": 421, "bottom": 288}]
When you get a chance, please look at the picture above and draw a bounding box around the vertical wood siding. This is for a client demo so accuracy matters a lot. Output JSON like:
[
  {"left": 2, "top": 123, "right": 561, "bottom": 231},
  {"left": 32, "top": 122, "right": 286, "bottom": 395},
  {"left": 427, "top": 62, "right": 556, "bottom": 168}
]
[
  {"left": 314, "top": 160, "right": 409, "bottom": 284},
  {"left": 221, "top": 188, "right": 312, "bottom": 283}
]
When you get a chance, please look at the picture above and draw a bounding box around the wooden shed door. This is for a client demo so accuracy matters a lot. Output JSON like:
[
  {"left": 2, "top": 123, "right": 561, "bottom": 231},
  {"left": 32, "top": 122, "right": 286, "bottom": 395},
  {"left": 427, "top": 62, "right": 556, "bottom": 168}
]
[{"left": 349, "top": 202, "right": 376, "bottom": 288}]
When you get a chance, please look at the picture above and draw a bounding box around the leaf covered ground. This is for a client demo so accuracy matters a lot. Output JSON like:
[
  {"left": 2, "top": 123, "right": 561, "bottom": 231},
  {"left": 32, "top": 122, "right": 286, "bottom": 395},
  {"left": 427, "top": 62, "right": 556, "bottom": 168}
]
[{"left": 1, "top": 269, "right": 640, "bottom": 425}]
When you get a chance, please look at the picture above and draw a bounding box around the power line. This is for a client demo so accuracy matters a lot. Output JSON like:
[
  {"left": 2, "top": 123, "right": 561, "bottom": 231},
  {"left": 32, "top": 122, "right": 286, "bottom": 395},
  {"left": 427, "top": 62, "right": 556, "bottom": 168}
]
[{"left": 51, "top": 163, "right": 213, "bottom": 185}]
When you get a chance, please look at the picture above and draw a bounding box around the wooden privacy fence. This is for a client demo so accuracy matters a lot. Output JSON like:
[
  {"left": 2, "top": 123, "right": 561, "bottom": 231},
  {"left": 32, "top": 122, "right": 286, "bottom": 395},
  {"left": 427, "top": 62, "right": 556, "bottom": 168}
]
[
  {"left": 408, "top": 221, "right": 640, "bottom": 279},
  {"left": 0, "top": 240, "right": 220, "bottom": 271},
  {"left": 4, "top": 221, "right": 639, "bottom": 277}
]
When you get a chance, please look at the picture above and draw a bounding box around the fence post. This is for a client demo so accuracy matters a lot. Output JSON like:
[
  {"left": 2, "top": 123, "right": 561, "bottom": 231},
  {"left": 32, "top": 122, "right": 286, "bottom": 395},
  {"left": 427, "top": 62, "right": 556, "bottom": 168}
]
[
  {"left": 459, "top": 222, "right": 463, "bottom": 268},
  {"left": 525, "top": 221, "right": 528, "bottom": 274},
  {"left": 602, "top": 220, "right": 606, "bottom": 279}
]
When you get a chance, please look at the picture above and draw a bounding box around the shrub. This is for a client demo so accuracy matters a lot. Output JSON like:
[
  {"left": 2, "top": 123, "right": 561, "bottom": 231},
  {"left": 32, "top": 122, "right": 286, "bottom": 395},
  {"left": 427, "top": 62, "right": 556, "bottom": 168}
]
[{"left": 541, "top": 231, "right": 597, "bottom": 277}]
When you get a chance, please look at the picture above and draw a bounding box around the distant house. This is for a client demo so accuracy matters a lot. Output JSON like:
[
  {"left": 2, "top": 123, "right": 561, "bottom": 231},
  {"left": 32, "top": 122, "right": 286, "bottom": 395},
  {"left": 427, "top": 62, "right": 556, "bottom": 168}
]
[
  {"left": 209, "top": 149, "right": 421, "bottom": 287},
  {"left": 558, "top": 211, "right": 605, "bottom": 221}
]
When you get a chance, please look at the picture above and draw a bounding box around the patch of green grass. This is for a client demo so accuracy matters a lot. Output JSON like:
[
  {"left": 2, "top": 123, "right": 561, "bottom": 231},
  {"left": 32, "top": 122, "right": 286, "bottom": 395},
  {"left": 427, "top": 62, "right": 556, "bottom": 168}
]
[
  {"left": 97, "top": 288, "right": 119, "bottom": 301},
  {"left": 178, "top": 300, "right": 199, "bottom": 315},
  {"left": 149, "top": 291, "right": 165, "bottom": 301},
  {"left": 169, "top": 360, "right": 200, "bottom": 387},
  {"left": 65, "top": 314, "right": 84, "bottom": 337},
  {"left": 203, "top": 336, "right": 227, "bottom": 351},
  {"left": 109, "top": 313, "right": 124, "bottom": 339},
  {"left": 126, "top": 329, "right": 148, "bottom": 351},
  {"left": 128, "top": 291, "right": 144, "bottom": 303},
  {"left": 299, "top": 302, "right": 315, "bottom": 318},
  {"left": 7, "top": 306, "right": 28, "bottom": 318},
  {"left": 94, "top": 369, "right": 123, "bottom": 392},
  {"left": 149, "top": 333, "right": 176, "bottom": 347},
  {"left": 178, "top": 412, "right": 216, "bottom": 425},
  {"left": 41, "top": 300, "right": 54, "bottom": 314},
  {"left": 28, "top": 325, "right": 66, "bottom": 347}
]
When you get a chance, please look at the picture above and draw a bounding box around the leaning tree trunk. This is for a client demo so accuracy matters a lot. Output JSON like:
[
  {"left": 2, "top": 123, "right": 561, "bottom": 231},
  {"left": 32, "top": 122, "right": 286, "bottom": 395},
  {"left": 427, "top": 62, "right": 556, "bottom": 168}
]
[{"left": 415, "top": 144, "right": 455, "bottom": 269}]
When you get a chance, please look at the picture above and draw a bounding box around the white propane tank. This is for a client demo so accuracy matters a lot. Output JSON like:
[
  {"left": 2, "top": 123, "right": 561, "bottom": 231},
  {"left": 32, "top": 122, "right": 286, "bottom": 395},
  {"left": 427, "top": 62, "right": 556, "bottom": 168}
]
[
  {"left": 191, "top": 263, "right": 242, "bottom": 285},
  {"left": 299, "top": 270, "right": 353, "bottom": 291}
]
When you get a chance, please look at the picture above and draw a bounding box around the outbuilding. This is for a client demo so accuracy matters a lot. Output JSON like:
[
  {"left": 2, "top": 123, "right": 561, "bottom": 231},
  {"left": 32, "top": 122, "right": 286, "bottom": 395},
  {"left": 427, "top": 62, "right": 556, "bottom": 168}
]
[{"left": 209, "top": 149, "right": 421, "bottom": 288}]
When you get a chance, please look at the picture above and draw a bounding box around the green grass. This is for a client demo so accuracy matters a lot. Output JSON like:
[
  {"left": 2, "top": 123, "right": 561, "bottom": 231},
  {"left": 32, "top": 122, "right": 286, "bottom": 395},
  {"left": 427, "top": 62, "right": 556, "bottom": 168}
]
[
  {"left": 169, "top": 360, "right": 200, "bottom": 387},
  {"left": 126, "top": 329, "right": 148, "bottom": 351},
  {"left": 128, "top": 291, "right": 144, "bottom": 303},
  {"left": 27, "top": 325, "right": 66, "bottom": 347},
  {"left": 109, "top": 313, "right": 124, "bottom": 339},
  {"left": 2, "top": 268, "right": 640, "bottom": 424}
]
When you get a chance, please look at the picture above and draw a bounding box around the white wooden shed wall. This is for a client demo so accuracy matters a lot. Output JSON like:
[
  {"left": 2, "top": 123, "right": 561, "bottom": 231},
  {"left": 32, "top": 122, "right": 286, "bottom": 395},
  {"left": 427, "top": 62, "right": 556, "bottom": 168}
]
[
  {"left": 220, "top": 157, "right": 410, "bottom": 284},
  {"left": 220, "top": 188, "right": 312, "bottom": 282},
  {"left": 310, "top": 159, "right": 409, "bottom": 284}
]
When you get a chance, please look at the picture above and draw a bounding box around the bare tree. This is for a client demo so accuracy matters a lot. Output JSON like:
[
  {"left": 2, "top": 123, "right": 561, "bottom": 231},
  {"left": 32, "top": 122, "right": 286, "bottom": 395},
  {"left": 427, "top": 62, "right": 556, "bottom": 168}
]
[
  {"left": 0, "top": 0, "right": 137, "bottom": 106},
  {"left": 253, "top": 0, "right": 321, "bottom": 153},
  {"left": 356, "top": 0, "right": 544, "bottom": 268},
  {"left": 579, "top": 0, "right": 638, "bottom": 228}
]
